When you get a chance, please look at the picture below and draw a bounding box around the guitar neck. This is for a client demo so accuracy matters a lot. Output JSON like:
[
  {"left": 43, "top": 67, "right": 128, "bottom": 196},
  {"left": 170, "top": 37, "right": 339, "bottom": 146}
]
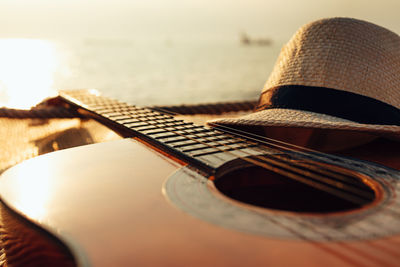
[{"left": 58, "top": 90, "right": 262, "bottom": 174}]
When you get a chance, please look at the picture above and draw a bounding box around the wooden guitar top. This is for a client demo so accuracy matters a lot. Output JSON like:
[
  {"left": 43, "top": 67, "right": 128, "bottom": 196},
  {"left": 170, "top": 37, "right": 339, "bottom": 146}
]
[
  {"left": 2, "top": 90, "right": 400, "bottom": 266},
  {"left": 1, "top": 138, "right": 400, "bottom": 267}
]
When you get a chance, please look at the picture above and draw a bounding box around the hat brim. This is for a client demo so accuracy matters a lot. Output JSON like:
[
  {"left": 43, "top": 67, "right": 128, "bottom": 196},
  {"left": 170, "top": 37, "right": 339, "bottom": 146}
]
[{"left": 208, "top": 108, "right": 400, "bottom": 139}]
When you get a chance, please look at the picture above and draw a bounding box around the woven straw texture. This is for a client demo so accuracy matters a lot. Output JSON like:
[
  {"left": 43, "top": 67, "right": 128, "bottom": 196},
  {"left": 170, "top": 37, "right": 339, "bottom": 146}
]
[
  {"left": 265, "top": 17, "right": 400, "bottom": 108},
  {"left": 210, "top": 108, "right": 400, "bottom": 134},
  {"left": 210, "top": 18, "right": 400, "bottom": 137}
]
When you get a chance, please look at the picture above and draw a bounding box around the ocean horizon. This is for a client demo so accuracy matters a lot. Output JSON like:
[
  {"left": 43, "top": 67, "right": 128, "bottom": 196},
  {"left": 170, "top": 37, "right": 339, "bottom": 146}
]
[{"left": 0, "top": 36, "right": 282, "bottom": 109}]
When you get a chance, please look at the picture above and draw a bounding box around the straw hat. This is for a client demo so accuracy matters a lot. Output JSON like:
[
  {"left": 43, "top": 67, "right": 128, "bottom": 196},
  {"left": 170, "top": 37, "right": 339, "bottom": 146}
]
[{"left": 209, "top": 18, "right": 400, "bottom": 138}]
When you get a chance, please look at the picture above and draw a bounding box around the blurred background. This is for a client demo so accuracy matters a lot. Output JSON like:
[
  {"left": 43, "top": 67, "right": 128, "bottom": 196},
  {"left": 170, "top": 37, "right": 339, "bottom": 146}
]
[{"left": 1, "top": 0, "right": 399, "bottom": 109}]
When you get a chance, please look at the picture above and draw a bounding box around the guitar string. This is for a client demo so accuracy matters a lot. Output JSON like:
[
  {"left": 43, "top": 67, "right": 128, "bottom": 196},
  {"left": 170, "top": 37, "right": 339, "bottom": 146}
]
[
  {"left": 148, "top": 104, "right": 400, "bottom": 222},
  {"left": 263, "top": 215, "right": 373, "bottom": 267},
  {"left": 74, "top": 94, "right": 376, "bottom": 205},
  {"left": 67, "top": 94, "right": 400, "bottom": 222},
  {"left": 292, "top": 216, "right": 400, "bottom": 265},
  {"left": 77, "top": 95, "right": 378, "bottom": 203},
  {"left": 142, "top": 104, "right": 374, "bottom": 195},
  {"left": 79, "top": 94, "right": 383, "bottom": 189},
  {"left": 205, "top": 122, "right": 400, "bottom": 218},
  {"left": 151, "top": 103, "right": 393, "bottom": 187},
  {"left": 147, "top": 104, "right": 400, "bottom": 218},
  {"left": 68, "top": 94, "right": 400, "bottom": 264},
  {"left": 271, "top": 212, "right": 400, "bottom": 266},
  {"left": 147, "top": 108, "right": 374, "bottom": 193},
  {"left": 96, "top": 99, "right": 373, "bottom": 202},
  {"left": 141, "top": 103, "right": 400, "bottom": 261},
  {"left": 63, "top": 95, "right": 372, "bottom": 265},
  {"left": 207, "top": 123, "right": 375, "bottom": 186}
]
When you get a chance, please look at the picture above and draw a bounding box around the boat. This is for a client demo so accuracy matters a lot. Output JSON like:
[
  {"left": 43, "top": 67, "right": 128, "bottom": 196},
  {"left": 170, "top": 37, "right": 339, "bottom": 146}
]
[{"left": 240, "top": 32, "right": 273, "bottom": 46}]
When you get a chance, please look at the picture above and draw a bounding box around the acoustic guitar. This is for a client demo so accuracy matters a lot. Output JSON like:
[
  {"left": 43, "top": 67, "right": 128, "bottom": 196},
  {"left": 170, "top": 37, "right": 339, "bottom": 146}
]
[{"left": 0, "top": 90, "right": 399, "bottom": 266}]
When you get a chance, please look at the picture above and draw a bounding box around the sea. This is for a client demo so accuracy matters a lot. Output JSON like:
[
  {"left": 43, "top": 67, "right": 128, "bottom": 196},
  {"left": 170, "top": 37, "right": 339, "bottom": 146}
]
[
  {"left": 1, "top": 0, "right": 400, "bottom": 109},
  {"left": 0, "top": 37, "right": 282, "bottom": 109}
]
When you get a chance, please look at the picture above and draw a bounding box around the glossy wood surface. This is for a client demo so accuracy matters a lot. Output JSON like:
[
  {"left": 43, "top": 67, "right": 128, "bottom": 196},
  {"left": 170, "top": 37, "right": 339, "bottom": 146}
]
[{"left": 1, "top": 138, "right": 400, "bottom": 267}]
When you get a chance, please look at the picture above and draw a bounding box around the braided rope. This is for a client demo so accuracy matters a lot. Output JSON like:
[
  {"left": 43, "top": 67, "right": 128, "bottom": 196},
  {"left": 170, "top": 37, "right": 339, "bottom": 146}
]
[
  {"left": 0, "top": 100, "right": 257, "bottom": 118},
  {"left": 0, "top": 107, "right": 82, "bottom": 118},
  {"left": 150, "top": 100, "right": 257, "bottom": 115}
]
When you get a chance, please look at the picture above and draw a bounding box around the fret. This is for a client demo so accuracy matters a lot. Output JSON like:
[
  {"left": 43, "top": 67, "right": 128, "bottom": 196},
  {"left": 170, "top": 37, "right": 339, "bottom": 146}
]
[
  {"left": 161, "top": 132, "right": 222, "bottom": 143},
  {"left": 107, "top": 106, "right": 140, "bottom": 113},
  {"left": 152, "top": 129, "right": 216, "bottom": 141},
  {"left": 151, "top": 133, "right": 182, "bottom": 141},
  {"left": 130, "top": 125, "right": 158, "bottom": 132},
  {"left": 144, "top": 125, "right": 196, "bottom": 136},
  {"left": 128, "top": 115, "right": 169, "bottom": 121},
  {"left": 195, "top": 147, "right": 262, "bottom": 167},
  {"left": 171, "top": 140, "right": 201, "bottom": 148},
  {"left": 112, "top": 104, "right": 138, "bottom": 110},
  {"left": 160, "top": 118, "right": 178, "bottom": 122},
  {"left": 151, "top": 125, "right": 200, "bottom": 133},
  {"left": 161, "top": 121, "right": 191, "bottom": 127},
  {"left": 103, "top": 112, "right": 126, "bottom": 118},
  {"left": 197, "top": 136, "right": 234, "bottom": 143},
  {"left": 124, "top": 121, "right": 149, "bottom": 128},
  {"left": 183, "top": 128, "right": 212, "bottom": 134},
  {"left": 161, "top": 125, "right": 192, "bottom": 131},
  {"left": 137, "top": 126, "right": 165, "bottom": 133},
  {"left": 130, "top": 121, "right": 190, "bottom": 130},
  {"left": 138, "top": 115, "right": 172, "bottom": 121},
  {"left": 87, "top": 101, "right": 122, "bottom": 107},
  {"left": 152, "top": 133, "right": 183, "bottom": 140},
  {"left": 91, "top": 107, "right": 116, "bottom": 113},
  {"left": 191, "top": 144, "right": 257, "bottom": 158},
  {"left": 176, "top": 144, "right": 211, "bottom": 153},
  {"left": 120, "top": 118, "right": 142, "bottom": 125},
  {"left": 140, "top": 128, "right": 195, "bottom": 137},
  {"left": 93, "top": 104, "right": 131, "bottom": 110},
  {"left": 59, "top": 90, "right": 265, "bottom": 173},
  {"left": 110, "top": 115, "right": 132, "bottom": 121},
  {"left": 168, "top": 137, "right": 215, "bottom": 147},
  {"left": 117, "top": 118, "right": 143, "bottom": 124},
  {"left": 86, "top": 98, "right": 120, "bottom": 104},
  {"left": 142, "top": 129, "right": 171, "bottom": 135},
  {"left": 128, "top": 109, "right": 154, "bottom": 115},
  {"left": 181, "top": 141, "right": 247, "bottom": 153},
  {"left": 171, "top": 136, "right": 233, "bottom": 148},
  {"left": 112, "top": 113, "right": 176, "bottom": 124},
  {"left": 117, "top": 114, "right": 148, "bottom": 124},
  {"left": 187, "top": 147, "right": 221, "bottom": 157}
]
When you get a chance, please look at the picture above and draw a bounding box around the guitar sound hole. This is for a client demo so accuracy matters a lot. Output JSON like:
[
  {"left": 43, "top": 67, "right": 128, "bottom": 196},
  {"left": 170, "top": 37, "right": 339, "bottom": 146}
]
[{"left": 214, "top": 166, "right": 376, "bottom": 213}]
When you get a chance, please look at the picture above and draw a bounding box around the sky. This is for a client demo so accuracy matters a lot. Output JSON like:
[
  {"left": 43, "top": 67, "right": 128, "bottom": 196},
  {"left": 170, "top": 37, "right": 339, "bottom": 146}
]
[
  {"left": 0, "top": 0, "right": 399, "bottom": 109},
  {"left": 1, "top": 0, "right": 399, "bottom": 42}
]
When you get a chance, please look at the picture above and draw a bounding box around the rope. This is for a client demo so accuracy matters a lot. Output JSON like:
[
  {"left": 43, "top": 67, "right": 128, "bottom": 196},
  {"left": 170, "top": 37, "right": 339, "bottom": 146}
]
[
  {"left": 0, "top": 107, "right": 82, "bottom": 118},
  {"left": 0, "top": 100, "right": 258, "bottom": 118},
  {"left": 150, "top": 100, "right": 257, "bottom": 115}
]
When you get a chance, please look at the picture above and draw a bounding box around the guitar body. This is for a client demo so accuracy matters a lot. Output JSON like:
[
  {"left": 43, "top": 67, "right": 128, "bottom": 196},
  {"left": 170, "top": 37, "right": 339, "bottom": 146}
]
[
  {"left": 0, "top": 138, "right": 399, "bottom": 267},
  {"left": 1, "top": 91, "right": 400, "bottom": 266}
]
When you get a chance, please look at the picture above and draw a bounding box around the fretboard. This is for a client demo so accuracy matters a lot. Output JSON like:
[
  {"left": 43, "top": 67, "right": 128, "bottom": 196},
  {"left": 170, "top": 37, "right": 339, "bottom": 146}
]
[{"left": 59, "top": 90, "right": 264, "bottom": 174}]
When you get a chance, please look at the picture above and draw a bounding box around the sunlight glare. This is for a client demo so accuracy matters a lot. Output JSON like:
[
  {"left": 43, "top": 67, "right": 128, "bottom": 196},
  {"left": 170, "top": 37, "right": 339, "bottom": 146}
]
[
  {"left": 89, "top": 88, "right": 101, "bottom": 96},
  {"left": 12, "top": 159, "right": 53, "bottom": 221},
  {"left": 0, "top": 39, "right": 58, "bottom": 109}
]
